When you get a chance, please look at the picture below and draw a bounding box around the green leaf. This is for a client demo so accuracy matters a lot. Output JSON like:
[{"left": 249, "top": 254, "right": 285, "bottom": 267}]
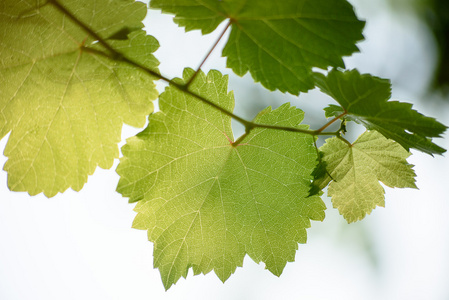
[
  {"left": 116, "top": 69, "right": 325, "bottom": 289},
  {"left": 149, "top": 0, "right": 226, "bottom": 34},
  {"left": 0, "top": 0, "right": 159, "bottom": 196},
  {"left": 313, "top": 131, "right": 417, "bottom": 223},
  {"left": 315, "top": 69, "right": 447, "bottom": 155},
  {"left": 150, "top": 0, "right": 365, "bottom": 94},
  {"left": 324, "top": 104, "right": 344, "bottom": 118}
]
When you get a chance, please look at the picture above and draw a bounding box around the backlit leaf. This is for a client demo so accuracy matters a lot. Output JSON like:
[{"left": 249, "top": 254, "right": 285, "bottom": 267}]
[
  {"left": 0, "top": 0, "right": 159, "bottom": 196},
  {"left": 313, "top": 131, "right": 417, "bottom": 223},
  {"left": 116, "top": 68, "right": 325, "bottom": 289}
]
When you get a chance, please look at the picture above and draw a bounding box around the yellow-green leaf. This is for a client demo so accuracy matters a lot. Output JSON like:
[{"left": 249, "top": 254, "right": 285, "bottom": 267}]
[
  {"left": 315, "top": 131, "right": 417, "bottom": 223},
  {"left": 116, "top": 69, "right": 325, "bottom": 289},
  {"left": 0, "top": 0, "right": 159, "bottom": 196}
]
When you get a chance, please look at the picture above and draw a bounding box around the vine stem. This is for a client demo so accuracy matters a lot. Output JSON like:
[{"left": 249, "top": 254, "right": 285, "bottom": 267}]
[
  {"left": 185, "top": 21, "right": 232, "bottom": 88},
  {"left": 316, "top": 112, "right": 347, "bottom": 133},
  {"left": 48, "top": 0, "right": 346, "bottom": 140}
]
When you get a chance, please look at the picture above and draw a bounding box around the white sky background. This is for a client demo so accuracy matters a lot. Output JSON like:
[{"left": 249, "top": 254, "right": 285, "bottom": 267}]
[{"left": 1, "top": 1, "right": 449, "bottom": 299}]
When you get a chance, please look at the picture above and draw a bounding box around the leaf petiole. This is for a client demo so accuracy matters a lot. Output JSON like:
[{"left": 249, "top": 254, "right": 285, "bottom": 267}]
[
  {"left": 185, "top": 21, "right": 232, "bottom": 88},
  {"left": 316, "top": 112, "right": 347, "bottom": 133}
]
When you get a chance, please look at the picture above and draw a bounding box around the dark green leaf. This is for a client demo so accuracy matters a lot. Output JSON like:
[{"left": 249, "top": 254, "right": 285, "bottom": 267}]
[
  {"left": 315, "top": 69, "right": 447, "bottom": 155},
  {"left": 150, "top": 0, "right": 365, "bottom": 94}
]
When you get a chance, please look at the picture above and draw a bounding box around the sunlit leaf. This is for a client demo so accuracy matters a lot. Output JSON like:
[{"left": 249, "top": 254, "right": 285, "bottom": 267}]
[
  {"left": 313, "top": 131, "right": 417, "bottom": 223},
  {"left": 117, "top": 68, "right": 325, "bottom": 289},
  {"left": 0, "top": 0, "right": 159, "bottom": 196}
]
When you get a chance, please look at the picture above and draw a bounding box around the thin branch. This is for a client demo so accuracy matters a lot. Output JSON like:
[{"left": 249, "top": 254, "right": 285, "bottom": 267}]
[
  {"left": 82, "top": 46, "right": 253, "bottom": 127},
  {"left": 185, "top": 21, "right": 231, "bottom": 88},
  {"left": 49, "top": 0, "right": 343, "bottom": 140}
]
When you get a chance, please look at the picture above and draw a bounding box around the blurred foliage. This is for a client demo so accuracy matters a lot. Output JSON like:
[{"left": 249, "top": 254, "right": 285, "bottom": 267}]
[{"left": 387, "top": 0, "right": 449, "bottom": 95}]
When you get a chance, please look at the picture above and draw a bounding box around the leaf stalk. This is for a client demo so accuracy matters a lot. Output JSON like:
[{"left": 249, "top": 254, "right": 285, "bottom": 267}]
[{"left": 185, "top": 21, "right": 232, "bottom": 88}]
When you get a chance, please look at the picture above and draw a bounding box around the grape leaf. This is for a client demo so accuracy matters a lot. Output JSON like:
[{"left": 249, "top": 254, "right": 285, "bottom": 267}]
[
  {"left": 150, "top": 0, "right": 365, "bottom": 94},
  {"left": 0, "top": 0, "right": 159, "bottom": 196},
  {"left": 313, "top": 131, "right": 417, "bottom": 223},
  {"left": 116, "top": 69, "right": 325, "bottom": 289},
  {"left": 315, "top": 69, "right": 447, "bottom": 155}
]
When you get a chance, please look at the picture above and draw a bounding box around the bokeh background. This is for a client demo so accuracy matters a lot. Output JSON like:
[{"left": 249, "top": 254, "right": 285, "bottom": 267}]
[{"left": 1, "top": 0, "right": 448, "bottom": 299}]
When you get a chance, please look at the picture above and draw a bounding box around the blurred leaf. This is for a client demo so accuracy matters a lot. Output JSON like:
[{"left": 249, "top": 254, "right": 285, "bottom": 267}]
[{"left": 315, "top": 69, "right": 447, "bottom": 155}]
